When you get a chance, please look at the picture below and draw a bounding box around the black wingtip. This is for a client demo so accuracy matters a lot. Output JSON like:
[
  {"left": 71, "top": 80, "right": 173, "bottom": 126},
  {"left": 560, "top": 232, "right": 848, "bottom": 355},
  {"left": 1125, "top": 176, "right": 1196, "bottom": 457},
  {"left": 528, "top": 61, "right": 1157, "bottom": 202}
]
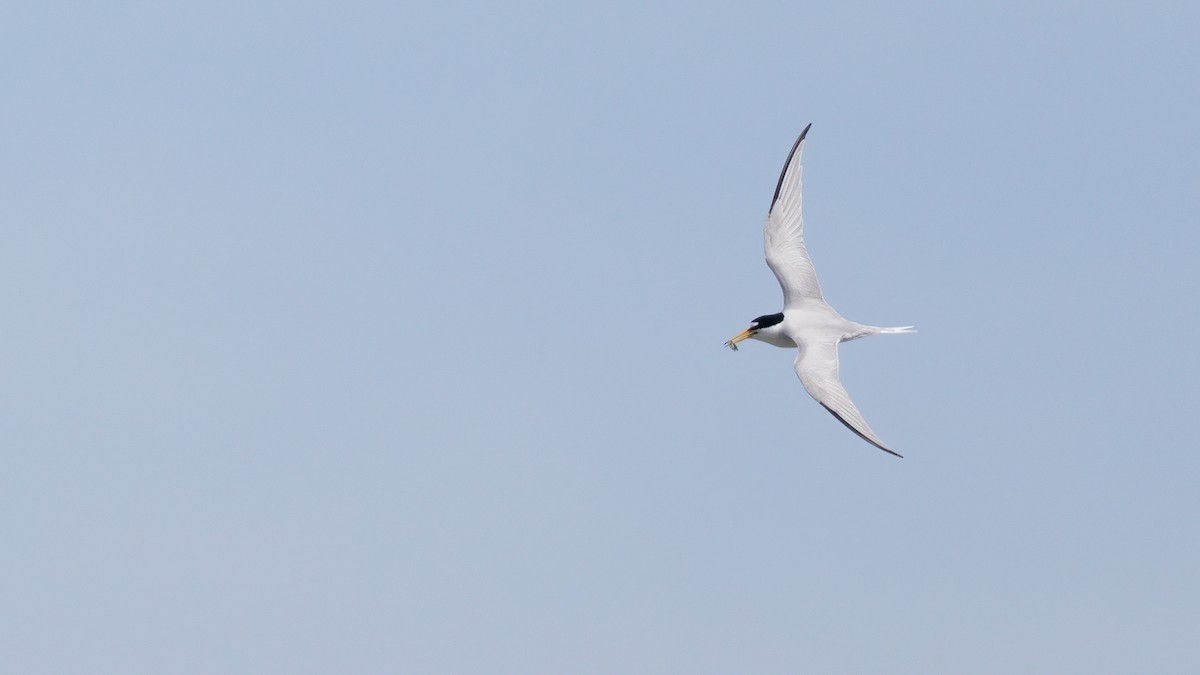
[
  {"left": 769, "top": 123, "right": 813, "bottom": 212},
  {"left": 819, "top": 403, "right": 903, "bottom": 458}
]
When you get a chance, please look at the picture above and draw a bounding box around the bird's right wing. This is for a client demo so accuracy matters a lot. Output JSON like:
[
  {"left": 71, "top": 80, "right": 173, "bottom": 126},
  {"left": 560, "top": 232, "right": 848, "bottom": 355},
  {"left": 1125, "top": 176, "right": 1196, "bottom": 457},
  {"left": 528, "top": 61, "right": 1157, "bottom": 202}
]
[
  {"left": 794, "top": 338, "right": 901, "bottom": 457},
  {"left": 765, "top": 124, "right": 825, "bottom": 307}
]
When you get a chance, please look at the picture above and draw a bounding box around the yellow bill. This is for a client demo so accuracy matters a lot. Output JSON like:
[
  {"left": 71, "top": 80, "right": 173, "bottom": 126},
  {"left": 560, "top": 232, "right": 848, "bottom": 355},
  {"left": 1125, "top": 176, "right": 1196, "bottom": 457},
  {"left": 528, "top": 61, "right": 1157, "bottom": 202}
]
[{"left": 724, "top": 328, "right": 754, "bottom": 351}]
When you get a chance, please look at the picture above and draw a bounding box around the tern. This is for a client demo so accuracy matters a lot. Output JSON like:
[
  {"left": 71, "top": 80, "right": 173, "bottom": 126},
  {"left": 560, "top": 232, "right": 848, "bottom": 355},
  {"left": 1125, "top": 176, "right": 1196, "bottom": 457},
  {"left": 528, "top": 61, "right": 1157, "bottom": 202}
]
[{"left": 725, "top": 125, "right": 914, "bottom": 457}]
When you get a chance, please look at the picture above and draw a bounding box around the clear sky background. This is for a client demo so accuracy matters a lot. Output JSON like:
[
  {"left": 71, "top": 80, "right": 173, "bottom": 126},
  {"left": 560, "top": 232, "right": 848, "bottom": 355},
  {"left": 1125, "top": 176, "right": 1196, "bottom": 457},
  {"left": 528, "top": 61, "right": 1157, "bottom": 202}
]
[{"left": 3, "top": 1, "right": 1199, "bottom": 673}]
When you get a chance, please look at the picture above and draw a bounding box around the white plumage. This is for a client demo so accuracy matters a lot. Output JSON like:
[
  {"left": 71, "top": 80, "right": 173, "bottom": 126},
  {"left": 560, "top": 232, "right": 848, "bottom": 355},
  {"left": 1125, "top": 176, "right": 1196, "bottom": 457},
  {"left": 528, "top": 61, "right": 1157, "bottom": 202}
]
[{"left": 726, "top": 125, "right": 914, "bottom": 457}]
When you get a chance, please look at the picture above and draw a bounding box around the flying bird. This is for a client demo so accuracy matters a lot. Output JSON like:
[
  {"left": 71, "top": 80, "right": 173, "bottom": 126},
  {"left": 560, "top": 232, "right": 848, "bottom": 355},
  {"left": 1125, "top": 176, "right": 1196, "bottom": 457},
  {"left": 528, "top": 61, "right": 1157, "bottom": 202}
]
[{"left": 726, "top": 124, "right": 914, "bottom": 457}]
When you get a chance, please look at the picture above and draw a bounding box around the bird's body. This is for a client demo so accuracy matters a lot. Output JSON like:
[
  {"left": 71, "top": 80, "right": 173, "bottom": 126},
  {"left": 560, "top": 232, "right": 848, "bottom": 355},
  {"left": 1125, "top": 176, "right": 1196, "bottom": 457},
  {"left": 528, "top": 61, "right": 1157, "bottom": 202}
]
[{"left": 726, "top": 125, "right": 914, "bottom": 457}]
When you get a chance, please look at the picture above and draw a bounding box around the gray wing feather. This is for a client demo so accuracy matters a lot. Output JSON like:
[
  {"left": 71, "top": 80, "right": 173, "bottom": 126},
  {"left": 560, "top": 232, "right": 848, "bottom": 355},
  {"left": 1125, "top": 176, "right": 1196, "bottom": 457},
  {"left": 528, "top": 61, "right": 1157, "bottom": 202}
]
[
  {"left": 765, "top": 124, "right": 824, "bottom": 307},
  {"left": 794, "top": 339, "right": 901, "bottom": 457}
]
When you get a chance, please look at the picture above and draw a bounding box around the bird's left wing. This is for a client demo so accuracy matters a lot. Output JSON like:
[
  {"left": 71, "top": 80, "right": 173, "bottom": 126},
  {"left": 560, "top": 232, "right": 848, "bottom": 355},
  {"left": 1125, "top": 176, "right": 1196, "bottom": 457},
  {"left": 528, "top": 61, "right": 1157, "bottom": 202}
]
[
  {"left": 794, "top": 338, "right": 901, "bottom": 457},
  {"left": 765, "top": 124, "right": 824, "bottom": 307}
]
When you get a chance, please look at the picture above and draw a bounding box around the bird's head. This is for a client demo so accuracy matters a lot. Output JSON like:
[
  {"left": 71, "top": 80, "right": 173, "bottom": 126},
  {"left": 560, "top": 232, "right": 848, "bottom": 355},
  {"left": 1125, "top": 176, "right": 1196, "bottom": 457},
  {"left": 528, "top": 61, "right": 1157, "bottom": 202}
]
[{"left": 724, "top": 312, "right": 785, "bottom": 351}]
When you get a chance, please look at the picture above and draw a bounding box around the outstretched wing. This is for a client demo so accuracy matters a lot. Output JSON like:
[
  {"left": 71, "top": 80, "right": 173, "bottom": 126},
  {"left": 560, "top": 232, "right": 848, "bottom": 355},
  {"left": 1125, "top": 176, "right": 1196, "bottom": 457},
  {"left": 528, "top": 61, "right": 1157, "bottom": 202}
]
[
  {"left": 794, "top": 338, "right": 901, "bottom": 457},
  {"left": 765, "top": 124, "right": 824, "bottom": 307}
]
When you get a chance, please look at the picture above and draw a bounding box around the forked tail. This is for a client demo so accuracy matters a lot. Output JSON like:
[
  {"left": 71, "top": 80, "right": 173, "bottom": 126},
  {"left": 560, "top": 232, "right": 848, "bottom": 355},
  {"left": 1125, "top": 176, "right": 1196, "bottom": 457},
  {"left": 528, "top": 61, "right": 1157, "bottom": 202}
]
[{"left": 877, "top": 325, "right": 916, "bottom": 334}]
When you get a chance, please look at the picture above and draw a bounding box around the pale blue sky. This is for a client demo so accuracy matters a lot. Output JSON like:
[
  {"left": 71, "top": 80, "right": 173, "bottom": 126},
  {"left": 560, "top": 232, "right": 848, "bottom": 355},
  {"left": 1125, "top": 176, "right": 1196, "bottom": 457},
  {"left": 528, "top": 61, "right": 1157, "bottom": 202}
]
[{"left": 3, "top": 1, "right": 1199, "bottom": 673}]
